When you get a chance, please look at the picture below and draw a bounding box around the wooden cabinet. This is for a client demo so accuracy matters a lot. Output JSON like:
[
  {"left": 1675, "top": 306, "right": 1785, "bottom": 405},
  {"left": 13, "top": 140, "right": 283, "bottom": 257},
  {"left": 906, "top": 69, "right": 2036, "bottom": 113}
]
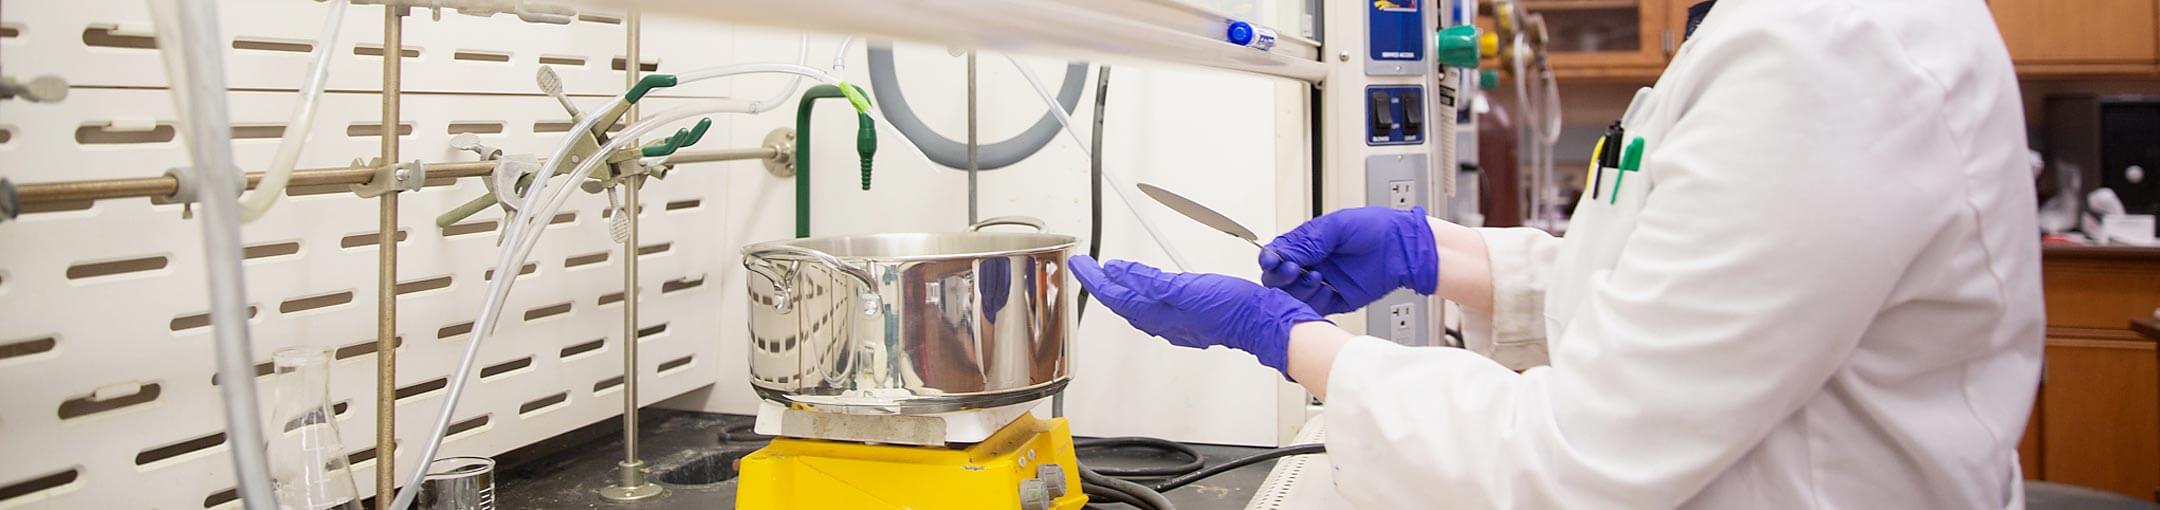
[
  {"left": 2039, "top": 337, "right": 2158, "bottom": 499},
  {"left": 1483, "top": 0, "right": 1675, "bottom": 81},
  {"left": 1528, "top": 0, "right": 1671, "bottom": 79},
  {"left": 2023, "top": 247, "right": 2160, "bottom": 501},
  {"left": 1493, "top": 0, "right": 2160, "bottom": 81},
  {"left": 1990, "top": 0, "right": 2160, "bottom": 77}
]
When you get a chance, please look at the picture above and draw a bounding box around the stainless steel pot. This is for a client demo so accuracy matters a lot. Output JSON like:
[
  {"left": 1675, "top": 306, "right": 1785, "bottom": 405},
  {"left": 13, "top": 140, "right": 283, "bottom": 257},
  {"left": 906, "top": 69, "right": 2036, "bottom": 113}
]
[{"left": 741, "top": 217, "right": 1076, "bottom": 415}]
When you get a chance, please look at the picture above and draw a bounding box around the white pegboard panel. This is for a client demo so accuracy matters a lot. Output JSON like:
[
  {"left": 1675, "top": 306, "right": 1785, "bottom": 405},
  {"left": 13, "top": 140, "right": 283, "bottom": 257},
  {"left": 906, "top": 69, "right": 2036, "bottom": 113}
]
[
  {"left": 0, "top": 0, "right": 747, "bottom": 98},
  {"left": 0, "top": 86, "right": 738, "bottom": 509}
]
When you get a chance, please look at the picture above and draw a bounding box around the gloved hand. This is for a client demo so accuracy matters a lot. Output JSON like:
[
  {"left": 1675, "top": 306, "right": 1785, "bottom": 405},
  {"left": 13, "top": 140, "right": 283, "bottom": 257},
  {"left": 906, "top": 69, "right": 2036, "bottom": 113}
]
[
  {"left": 1260, "top": 206, "right": 1440, "bottom": 314},
  {"left": 1069, "top": 255, "right": 1326, "bottom": 376}
]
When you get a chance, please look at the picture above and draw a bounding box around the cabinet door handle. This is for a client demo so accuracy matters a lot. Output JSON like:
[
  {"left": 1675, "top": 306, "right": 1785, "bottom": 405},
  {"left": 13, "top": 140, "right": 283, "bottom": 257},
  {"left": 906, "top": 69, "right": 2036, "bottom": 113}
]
[{"left": 1662, "top": 29, "right": 1675, "bottom": 56}]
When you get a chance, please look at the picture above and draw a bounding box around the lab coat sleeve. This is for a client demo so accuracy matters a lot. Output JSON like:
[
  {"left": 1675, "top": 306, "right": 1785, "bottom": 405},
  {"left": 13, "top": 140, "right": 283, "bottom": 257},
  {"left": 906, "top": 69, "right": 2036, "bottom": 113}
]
[
  {"left": 1322, "top": 6, "right": 1955, "bottom": 507},
  {"left": 1454, "top": 225, "right": 1561, "bottom": 369}
]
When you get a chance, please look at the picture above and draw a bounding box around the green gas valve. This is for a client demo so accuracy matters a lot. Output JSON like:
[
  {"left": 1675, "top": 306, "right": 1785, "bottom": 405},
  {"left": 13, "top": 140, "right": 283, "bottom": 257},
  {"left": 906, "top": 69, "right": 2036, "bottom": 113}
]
[{"left": 1435, "top": 25, "right": 1483, "bottom": 69}]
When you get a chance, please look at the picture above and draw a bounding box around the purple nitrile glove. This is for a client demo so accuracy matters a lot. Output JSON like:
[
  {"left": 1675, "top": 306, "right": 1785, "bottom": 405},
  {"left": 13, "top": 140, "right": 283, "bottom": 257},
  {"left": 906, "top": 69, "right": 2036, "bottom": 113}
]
[
  {"left": 1259, "top": 206, "right": 1440, "bottom": 315},
  {"left": 1068, "top": 255, "right": 1326, "bottom": 376}
]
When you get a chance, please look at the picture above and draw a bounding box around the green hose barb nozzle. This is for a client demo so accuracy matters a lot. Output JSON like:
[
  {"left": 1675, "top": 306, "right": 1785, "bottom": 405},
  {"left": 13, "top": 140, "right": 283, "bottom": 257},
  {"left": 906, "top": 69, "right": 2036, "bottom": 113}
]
[
  {"left": 834, "top": 82, "right": 878, "bottom": 191},
  {"left": 856, "top": 112, "right": 877, "bottom": 191}
]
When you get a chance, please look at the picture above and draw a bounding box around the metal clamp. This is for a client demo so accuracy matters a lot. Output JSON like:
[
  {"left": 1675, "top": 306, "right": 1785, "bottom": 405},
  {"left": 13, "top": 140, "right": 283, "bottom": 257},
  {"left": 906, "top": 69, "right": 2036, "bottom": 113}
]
[
  {"left": 350, "top": 158, "right": 425, "bottom": 198},
  {"left": 448, "top": 133, "right": 503, "bottom": 161},
  {"left": 152, "top": 167, "right": 243, "bottom": 218},
  {"left": 968, "top": 215, "right": 1045, "bottom": 232},
  {"left": 0, "top": 179, "right": 17, "bottom": 222},
  {"left": 763, "top": 128, "right": 797, "bottom": 178},
  {"left": 346, "top": 0, "right": 576, "bottom": 24},
  {"left": 0, "top": 75, "right": 69, "bottom": 103},
  {"left": 155, "top": 167, "right": 201, "bottom": 206},
  {"left": 742, "top": 244, "right": 882, "bottom": 315}
]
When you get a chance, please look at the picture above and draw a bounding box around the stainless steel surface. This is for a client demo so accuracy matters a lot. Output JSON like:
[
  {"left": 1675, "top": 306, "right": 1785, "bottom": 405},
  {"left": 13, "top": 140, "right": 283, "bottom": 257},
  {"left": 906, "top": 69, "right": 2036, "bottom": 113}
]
[
  {"left": 1137, "top": 182, "right": 1260, "bottom": 241},
  {"left": 619, "top": 5, "right": 641, "bottom": 470},
  {"left": 756, "top": 128, "right": 795, "bottom": 177},
  {"left": 418, "top": 457, "right": 497, "bottom": 510},
  {"left": 969, "top": 215, "right": 1045, "bottom": 232},
  {"left": 776, "top": 408, "right": 947, "bottom": 446},
  {"left": 602, "top": 10, "right": 664, "bottom": 503},
  {"left": 741, "top": 229, "right": 1077, "bottom": 414},
  {"left": 375, "top": 8, "right": 403, "bottom": 507},
  {"left": 1138, "top": 182, "right": 1333, "bottom": 290},
  {"left": 598, "top": 460, "right": 663, "bottom": 501},
  {"left": 741, "top": 245, "right": 882, "bottom": 315}
]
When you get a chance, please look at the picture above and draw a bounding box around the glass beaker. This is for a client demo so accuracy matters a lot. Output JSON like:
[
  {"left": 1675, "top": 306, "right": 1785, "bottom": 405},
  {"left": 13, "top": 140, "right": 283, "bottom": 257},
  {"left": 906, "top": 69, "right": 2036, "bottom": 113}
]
[
  {"left": 268, "top": 347, "right": 361, "bottom": 510},
  {"left": 417, "top": 457, "right": 497, "bottom": 510}
]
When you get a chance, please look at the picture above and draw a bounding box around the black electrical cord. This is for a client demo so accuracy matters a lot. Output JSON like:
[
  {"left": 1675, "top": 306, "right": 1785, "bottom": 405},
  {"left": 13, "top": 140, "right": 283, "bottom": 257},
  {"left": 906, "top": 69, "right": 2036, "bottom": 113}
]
[
  {"left": 1079, "top": 462, "right": 1175, "bottom": 510},
  {"left": 717, "top": 421, "right": 771, "bottom": 444},
  {"left": 1078, "top": 65, "right": 1111, "bottom": 320},
  {"left": 1081, "top": 484, "right": 1146, "bottom": 509},
  {"left": 1146, "top": 443, "right": 1326, "bottom": 493},
  {"left": 1074, "top": 436, "right": 1204, "bottom": 477}
]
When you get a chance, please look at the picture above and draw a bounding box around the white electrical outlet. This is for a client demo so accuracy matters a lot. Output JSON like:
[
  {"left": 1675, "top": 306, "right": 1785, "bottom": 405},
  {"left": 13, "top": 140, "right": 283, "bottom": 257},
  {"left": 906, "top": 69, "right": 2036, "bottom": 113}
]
[
  {"left": 1388, "top": 180, "right": 1416, "bottom": 209},
  {"left": 1388, "top": 303, "right": 1414, "bottom": 342}
]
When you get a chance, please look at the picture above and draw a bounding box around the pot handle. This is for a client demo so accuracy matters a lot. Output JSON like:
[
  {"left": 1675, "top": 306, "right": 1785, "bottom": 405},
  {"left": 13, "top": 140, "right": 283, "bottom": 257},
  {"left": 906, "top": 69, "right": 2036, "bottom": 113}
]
[
  {"left": 743, "top": 245, "right": 883, "bottom": 315},
  {"left": 968, "top": 215, "right": 1045, "bottom": 232}
]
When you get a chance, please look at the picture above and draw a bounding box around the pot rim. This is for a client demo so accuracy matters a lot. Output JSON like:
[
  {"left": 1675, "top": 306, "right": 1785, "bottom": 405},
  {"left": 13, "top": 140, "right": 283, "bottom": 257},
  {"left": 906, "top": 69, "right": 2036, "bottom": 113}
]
[{"left": 742, "top": 232, "right": 1079, "bottom": 262}]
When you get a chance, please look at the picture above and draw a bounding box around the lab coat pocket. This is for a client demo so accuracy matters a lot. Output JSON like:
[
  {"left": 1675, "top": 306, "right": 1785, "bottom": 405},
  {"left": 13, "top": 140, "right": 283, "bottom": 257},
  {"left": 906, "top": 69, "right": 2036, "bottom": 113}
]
[
  {"left": 1587, "top": 164, "right": 1652, "bottom": 262},
  {"left": 1545, "top": 159, "right": 1653, "bottom": 347}
]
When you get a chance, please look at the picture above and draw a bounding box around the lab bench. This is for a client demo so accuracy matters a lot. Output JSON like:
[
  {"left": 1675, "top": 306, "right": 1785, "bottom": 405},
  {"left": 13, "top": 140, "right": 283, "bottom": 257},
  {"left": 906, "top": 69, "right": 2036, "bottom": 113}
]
[
  {"left": 2023, "top": 245, "right": 2160, "bottom": 502},
  {"left": 483, "top": 409, "right": 1283, "bottom": 509}
]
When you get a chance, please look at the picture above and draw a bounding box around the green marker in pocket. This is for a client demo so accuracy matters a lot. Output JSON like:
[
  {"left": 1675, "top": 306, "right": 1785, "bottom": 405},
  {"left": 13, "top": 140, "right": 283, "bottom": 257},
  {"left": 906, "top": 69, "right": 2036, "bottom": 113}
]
[{"left": 1611, "top": 137, "right": 1646, "bottom": 205}]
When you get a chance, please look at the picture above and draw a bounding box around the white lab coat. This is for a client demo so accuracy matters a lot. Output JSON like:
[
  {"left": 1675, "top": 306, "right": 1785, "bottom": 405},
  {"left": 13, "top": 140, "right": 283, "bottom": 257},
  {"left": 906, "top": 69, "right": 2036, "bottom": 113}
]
[{"left": 1322, "top": 0, "right": 2044, "bottom": 508}]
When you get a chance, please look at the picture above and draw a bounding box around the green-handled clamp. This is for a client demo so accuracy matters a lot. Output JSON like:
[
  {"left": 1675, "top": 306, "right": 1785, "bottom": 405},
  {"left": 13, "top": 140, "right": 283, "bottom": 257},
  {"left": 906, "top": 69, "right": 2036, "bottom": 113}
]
[
  {"left": 435, "top": 73, "right": 680, "bottom": 228},
  {"left": 638, "top": 117, "right": 713, "bottom": 158}
]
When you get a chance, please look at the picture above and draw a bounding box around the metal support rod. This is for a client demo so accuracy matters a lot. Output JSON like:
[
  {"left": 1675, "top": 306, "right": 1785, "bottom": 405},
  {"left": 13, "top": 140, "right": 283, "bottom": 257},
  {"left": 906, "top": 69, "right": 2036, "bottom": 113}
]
[
  {"left": 966, "top": 51, "right": 978, "bottom": 225},
  {"left": 661, "top": 146, "right": 779, "bottom": 165},
  {"left": 374, "top": 7, "right": 402, "bottom": 509},
  {"left": 620, "top": 6, "right": 643, "bottom": 471},
  {"left": 600, "top": 8, "right": 663, "bottom": 503},
  {"left": 617, "top": 174, "right": 649, "bottom": 473},
  {"left": 8, "top": 148, "right": 778, "bottom": 210}
]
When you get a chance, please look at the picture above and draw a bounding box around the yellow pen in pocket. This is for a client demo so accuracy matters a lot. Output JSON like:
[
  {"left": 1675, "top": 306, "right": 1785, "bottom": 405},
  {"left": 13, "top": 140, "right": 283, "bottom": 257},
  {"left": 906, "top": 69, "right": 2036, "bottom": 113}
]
[{"left": 1585, "top": 137, "right": 1607, "bottom": 200}]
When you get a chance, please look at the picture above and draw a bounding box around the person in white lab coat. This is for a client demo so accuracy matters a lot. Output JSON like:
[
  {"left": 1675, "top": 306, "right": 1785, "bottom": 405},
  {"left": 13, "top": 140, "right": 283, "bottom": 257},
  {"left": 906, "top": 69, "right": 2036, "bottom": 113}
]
[{"left": 1068, "top": 0, "right": 2044, "bottom": 507}]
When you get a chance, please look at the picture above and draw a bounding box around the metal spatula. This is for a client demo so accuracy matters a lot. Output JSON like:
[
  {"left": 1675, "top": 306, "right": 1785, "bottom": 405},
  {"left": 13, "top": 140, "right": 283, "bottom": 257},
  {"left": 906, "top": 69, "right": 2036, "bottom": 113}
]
[{"left": 1136, "top": 183, "right": 1334, "bottom": 291}]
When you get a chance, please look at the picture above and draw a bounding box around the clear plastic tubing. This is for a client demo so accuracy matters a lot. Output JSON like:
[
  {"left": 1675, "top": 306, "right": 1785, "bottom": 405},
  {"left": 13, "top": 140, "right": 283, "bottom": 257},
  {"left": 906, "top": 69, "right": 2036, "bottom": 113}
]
[
  {"left": 396, "top": 64, "right": 848, "bottom": 509},
  {"left": 505, "top": 61, "right": 842, "bottom": 224},
  {"left": 169, "top": 0, "right": 278, "bottom": 507},
  {"left": 238, "top": 0, "right": 346, "bottom": 222},
  {"left": 147, "top": 0, "right": 193, "bottom": 131},
  {"left": 833, "top": 36, "right": 856, "bottom": 73},
  {"left": 747, "top": 33, "right": 811, "bottom": 114},
  {"left": 1007, "top": 56, "right": 1193, "bottom": 271},
  {"left": 502, "top": 63, "right": 839, "bottom": 250},
  {"left": 388, "top": 99, "right": 765, "bottom": 510},
  {"left": 677, "top": 63, "right": 841, "bottom": 114},
  {"left": 501, "top": 62, "right": 840, "bottom": 234}
]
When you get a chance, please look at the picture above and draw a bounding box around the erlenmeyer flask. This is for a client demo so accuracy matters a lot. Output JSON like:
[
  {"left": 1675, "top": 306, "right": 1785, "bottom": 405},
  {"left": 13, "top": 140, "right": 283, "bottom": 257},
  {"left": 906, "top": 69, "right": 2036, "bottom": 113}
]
[{"left": 268, "top": 347, "right": 361, "bottom": 510}]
